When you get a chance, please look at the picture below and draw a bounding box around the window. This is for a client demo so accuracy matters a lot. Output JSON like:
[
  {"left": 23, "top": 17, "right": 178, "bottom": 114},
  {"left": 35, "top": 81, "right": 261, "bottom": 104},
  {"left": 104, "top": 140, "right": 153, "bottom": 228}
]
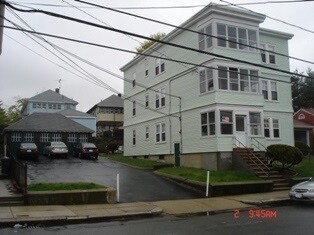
[
  {"left": 145, "top": 126, "right": 149, "bottom": 140},
  {"left": 132, "top": 130, "right": 136, "bottom": 146},
  {"left": 201, "top": 111, "right": 215, "bottom": 136},
  {"left": 198, "top": 24, "right": 212, "bottom": 50},
  {"left": 24, "top": 133, "right": 34, "bottom": 142},
  {"left": 68, "top": 134, "right": 77, "bottom": 143},
  {"left": 217, "top": 23, "right": 257, "bottom": 51},
  {"left": 264, "top": 118, "right": 280, "bottom": 139},
  {"left": 145, "top": 94, "right": 149, "bottom": 108},
  {"left": 261, "top": 80, "right": 278, "bottom": 101},
  {"left": 249, "top": 112, "right": 261, "bottom": 135},
  {"left": 132, "top": 72, "right": 136, "bottom": 87},
  {"left": 40, "top": 133, "right": 49, "bottom": 142},
  {"left": 220, "top": 111, "right": 233, "bottom": 135},
  {"left": 52, "top": 133, "right": 62, "bottom": 142},
  {"left": 132, "top": 101, "right": 136, "bottom": 116},
  {"left": 11, "top": 132, "right": 21, "bottom": 142},
  {"left": 298, "top": 114, "right": 305, "bottom": 120},
  {"left": 260, "top": 44, "right": 276, "bottom": 64},
  {"left": 48, "top": 104, "right": 52, "bottom": 109},
  {"left": 155, "top": 89, "right": 165, "bottom": 108},
  {"left": 32, "top": 103, "right": 36, "bottom": 108},
  {"left": 199, "top": 68, "right": 213, "bottom": 93},
  {"left": 155, "top": 57, "right": 165, "bottom": 75},
  {"left": 145, "top": 63, "right": 149, "bottom": 77},
  {"left": 42, "top": 103, "right": 46, "bottom": 109},
  {"left": 57, "top": 104, "right": 61, "bottom": 109},
  {"left": 79, "top": 134, "right": 88, "bottom": 143},
  {"left": 218, "top": 66, "right": 259, "bottom": 93},
  {"left": 156, "top": 123, "right": 166, "bottom": 143}
]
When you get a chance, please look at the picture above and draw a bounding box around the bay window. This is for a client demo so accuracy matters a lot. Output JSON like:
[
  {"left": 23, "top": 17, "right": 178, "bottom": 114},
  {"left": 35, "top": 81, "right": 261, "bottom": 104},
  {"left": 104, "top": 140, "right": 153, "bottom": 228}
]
[
  {"left": 198, "top": 24, "right": 212, "bottom": 50},
  {"left": 220, "top": 111, "right": 233, "bottom": 135},
  {"left": 199, "top": 68, "right": 213, "bottom": 93}
]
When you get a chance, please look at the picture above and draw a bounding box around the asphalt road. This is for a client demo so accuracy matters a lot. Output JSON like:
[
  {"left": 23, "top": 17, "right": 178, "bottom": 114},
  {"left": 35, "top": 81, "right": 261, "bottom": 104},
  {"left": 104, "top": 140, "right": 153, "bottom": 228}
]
[
  {"left": 0, "top": 204, "right": 313, "bottom": 234},
  {"left": 26, "top": 155, "right": 199, "bottom": 202}
]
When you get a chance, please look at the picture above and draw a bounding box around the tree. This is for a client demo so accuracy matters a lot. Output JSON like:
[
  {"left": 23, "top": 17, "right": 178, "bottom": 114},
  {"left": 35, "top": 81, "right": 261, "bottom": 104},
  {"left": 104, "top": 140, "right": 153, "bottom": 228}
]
[
  {"left": 6, "top": 97, "right": 27, "bottom": 123},
  {"left": 291, "top": 69, "right": 314, "bottom": 111},
  {"left": 135, "top": 32, "right": 166, "bottom": 54}
]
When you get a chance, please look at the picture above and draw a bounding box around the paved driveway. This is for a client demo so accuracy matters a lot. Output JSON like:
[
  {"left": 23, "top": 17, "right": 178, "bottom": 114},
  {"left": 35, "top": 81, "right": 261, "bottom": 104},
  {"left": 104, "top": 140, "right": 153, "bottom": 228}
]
[{"left": 27, "top": 156, "right": 200, "bottom": 202}]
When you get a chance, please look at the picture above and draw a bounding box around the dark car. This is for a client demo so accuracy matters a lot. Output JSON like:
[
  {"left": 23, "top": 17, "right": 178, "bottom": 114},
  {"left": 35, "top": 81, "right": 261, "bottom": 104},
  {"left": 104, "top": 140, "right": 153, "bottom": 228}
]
[
  {"left": 18, "top": 143, "right": 39, "bottom": 161},
  {"left": 43, "top": 142, "right": 68, "bottom": 158},
  {"left": 73, "top": 143, "right": 99, "bottom": 160}
]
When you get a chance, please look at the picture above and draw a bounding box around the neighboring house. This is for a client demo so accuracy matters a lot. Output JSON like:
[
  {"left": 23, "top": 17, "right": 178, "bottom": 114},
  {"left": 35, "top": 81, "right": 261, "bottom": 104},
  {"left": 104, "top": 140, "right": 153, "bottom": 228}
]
[
  {"left": 58, "top": 109, "right": 97, "bottom": 137},
  {"left": 21, "top": 89, "right": 78, "bottom": 117},
  {"left": 121, "top": 4, "right": 294, "bottom": 170},
  {"left": 87, "top": 94, "right": 124, "bottom": 137},
  {"left": 3, "top": 113, "right": 94, "bottom": 155},
  {"left": 293, "top": 108, "right": 314, "bottom": 153}
]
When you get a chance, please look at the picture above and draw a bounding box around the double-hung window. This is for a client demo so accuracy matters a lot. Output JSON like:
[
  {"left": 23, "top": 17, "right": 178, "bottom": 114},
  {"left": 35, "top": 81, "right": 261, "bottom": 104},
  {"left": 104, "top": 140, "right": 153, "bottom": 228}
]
[
  {"left": 132, "top": 130, "right": 136, "bottom": 146},
  {"left": 132, "top": 101, "right": 136, "bottom": 116},
  {"left": 155, "top": 89, "right": 165, "bottom": 108},
  {"left": 249, "top": 112, "right": 261, "bottom": 136},
  {"left": 198, "top": 24, "right": 212, "bottom": 50},
  {"left": 220, "top": 111, "right": 233, "bottom": 135},
  {"left": 145, "top": 126, "right": 149, "bottom": 140},
  {"left": 260, "top": 44, "right": 276, "bottom": 64},
  {"left": 264, "top": 118, "right": 280, "bottom": 139},
  {"left": 261, "top": 80, "right": 278, "bottom": 101},
  {"left": 155, "top": 57, "right": 165, "bottom": 75},
  {"left": 132, "top": 72, "right": 136, "bottom": 88},
  {"left": 201, "top": 111, "right": 215, "bottom": 136},
  {"left": 145, "top": 94, "right": 149, "bottom": 108},
  {"left": 199, "top": 68, "right": 213, "bottom": 93},
  {"left": 156, "top": 123, "right": 166, "bottom": 143}
]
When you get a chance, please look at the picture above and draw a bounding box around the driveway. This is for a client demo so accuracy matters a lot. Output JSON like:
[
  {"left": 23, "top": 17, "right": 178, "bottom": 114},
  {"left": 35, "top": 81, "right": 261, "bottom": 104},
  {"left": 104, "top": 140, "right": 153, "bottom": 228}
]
[{"left": 27, "top": 156, "right": 200, "bottom": 202}]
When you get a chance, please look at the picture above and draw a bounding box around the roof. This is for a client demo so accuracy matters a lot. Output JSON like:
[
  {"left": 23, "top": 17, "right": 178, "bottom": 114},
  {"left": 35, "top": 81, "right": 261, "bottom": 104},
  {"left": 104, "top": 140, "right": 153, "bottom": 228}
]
[
  {"left": 87, "top": 95, "right": 123, "bottom": 113},
  {"left": 294, "top": 119, "right": 314, "bottom": 129},
  {"left": 302, "top": 108, "right": 314, "bottom": 115},
  {"left": 28, "top": 89, "right": 78, "bottom": 105},
  {"left": 4, "top": 113, "right": 94, "bottom": 133},
  {"left": 58, "top": 109, "right": 94, "bottom": 118}
]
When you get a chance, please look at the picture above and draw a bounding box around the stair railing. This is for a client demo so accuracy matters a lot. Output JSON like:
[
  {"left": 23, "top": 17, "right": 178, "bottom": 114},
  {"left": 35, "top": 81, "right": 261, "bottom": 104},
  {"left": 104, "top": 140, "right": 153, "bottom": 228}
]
[
  {"left": 251, "top": 137, "right": 277, "bottom": 164},
  {"left": 233, "top": 137, "right": 270, "bottom": 177}
]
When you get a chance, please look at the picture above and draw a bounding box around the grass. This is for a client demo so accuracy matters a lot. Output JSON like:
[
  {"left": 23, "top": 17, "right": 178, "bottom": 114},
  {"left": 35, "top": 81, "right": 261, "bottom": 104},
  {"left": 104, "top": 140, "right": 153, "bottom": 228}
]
[
  {"left": 104, "top": 154, "right": 159, "bottom": 169},
  {"left": 158, "top": 167, "right": 261, "bottom": 183},
  {"left": 293, "top": 156, "right": 314, "bottom": 177},
  {"left": 27, "top": 182, "right": 105, "bottom": 191}
]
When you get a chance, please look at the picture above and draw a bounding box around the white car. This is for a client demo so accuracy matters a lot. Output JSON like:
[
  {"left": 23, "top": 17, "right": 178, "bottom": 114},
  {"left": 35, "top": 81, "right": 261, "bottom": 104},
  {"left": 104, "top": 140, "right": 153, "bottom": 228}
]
[{"left": 289, "top": 177, "right": 314, "bottom": 201}]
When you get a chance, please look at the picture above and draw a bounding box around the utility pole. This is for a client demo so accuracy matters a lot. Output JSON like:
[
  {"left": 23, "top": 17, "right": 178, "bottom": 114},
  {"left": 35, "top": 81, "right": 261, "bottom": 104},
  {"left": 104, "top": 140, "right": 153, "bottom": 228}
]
[{"left": 0, "top": 0, "right": 5, "bottom": 55}]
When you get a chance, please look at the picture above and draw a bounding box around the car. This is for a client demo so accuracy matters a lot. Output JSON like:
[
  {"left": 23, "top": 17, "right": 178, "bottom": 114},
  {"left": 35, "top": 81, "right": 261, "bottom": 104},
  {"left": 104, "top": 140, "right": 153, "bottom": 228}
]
[
  {"left": 73, "top": 142, "right": 99, "bottom": 160},
  {"left": 289, "top": 177, "right": 314, "bottom": 201},
  {"left": 43, "top": 141, "right": 68, "bottom": 158},
  {"left": 18, "top": 143, "right": 39, "bottom": 161}
]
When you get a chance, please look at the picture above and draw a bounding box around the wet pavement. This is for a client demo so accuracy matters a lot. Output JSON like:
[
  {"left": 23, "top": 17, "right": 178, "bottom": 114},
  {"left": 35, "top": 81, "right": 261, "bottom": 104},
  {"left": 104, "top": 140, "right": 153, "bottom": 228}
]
[{"left": 27, "top": 156, "right": 200, "bottom": 203}]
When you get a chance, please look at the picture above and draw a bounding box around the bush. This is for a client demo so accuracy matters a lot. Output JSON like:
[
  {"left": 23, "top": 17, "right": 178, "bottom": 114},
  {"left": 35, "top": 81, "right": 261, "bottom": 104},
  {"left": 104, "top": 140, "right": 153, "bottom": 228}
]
[
  {"left": 267, "top": 144, "right": 303, "bottom": 168},
  {"left": 106, "top": 141, "right": 119, "bottom": 153},
  {"left": 295, "top": 141, "right": 310, "bottom": 156}
]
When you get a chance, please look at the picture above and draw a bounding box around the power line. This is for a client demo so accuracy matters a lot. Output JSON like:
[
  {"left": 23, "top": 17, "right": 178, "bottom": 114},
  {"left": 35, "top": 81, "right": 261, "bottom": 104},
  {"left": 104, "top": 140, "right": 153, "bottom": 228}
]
[
  {"left": 235, "top": 0, "right": 314, "bottom": 6},
  {"left": 220, "top": 0, "right": 314, "bottom": 34},
  {"left": 2, "top": 1, "right": 312, "bottom": 80},
  {"left": 3, "top": 24, "right": 313, "bottom": 89}
]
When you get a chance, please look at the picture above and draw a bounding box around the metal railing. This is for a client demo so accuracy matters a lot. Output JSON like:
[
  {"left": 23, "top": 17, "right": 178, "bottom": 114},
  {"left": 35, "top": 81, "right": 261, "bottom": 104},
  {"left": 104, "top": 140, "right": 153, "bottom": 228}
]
[
  {"left": 251, "top": 137, "right": 277, "bottom": 164},
  {"left": 233, "top": 137, "right": 270, "bottom": 177},
  {"left": 7, "top": 152, "right": 27, "bottom": 195}
]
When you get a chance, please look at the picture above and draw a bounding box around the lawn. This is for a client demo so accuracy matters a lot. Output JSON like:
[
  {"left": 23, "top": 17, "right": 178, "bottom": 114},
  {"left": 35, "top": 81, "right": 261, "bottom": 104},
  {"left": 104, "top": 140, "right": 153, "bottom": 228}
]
[
  {"left": 293, "top": 156, "right": 314, "bottom": 177},
  {"left": 157, "top": 167, "right": 261, "bottom": 183},
  {"left": 27, "top": 182, "right": 105, "bottom": 191},
  {"left": 104, "top": 154, "right": 159, "bottom": 169}
]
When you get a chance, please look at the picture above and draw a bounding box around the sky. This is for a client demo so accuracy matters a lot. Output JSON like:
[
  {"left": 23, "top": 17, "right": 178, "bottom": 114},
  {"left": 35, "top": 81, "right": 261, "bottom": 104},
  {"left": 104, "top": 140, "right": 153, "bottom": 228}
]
[{"left": 0, "top": 0, "right": 313, "bottom": 112}]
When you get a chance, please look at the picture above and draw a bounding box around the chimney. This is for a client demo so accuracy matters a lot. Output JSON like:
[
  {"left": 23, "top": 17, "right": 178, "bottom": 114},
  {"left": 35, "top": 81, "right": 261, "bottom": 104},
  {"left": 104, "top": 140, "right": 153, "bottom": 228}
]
[
  {"left": 118, "top": 93, "right": 122, "bottom": 97},
  {"left": 55, "top": 88, "right": 60, "bottom": 94}
]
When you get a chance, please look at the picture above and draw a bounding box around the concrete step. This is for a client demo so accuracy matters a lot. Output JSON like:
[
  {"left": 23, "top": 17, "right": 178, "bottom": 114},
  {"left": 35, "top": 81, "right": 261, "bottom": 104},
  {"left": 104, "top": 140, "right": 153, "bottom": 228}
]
[
  {"left": 0, "top": 200, "right": 24, "bottom": 206},
  {"left": 0, "top": 196, "right": 24, "bottom": 206}
]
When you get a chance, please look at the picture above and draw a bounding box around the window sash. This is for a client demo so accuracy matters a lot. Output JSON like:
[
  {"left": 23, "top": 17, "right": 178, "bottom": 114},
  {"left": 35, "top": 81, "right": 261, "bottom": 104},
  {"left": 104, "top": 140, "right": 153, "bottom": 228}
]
[
  {"left": 220, "top": 111, "right": 233, "bottom": 135},
  {"left": 249, "top": 113, "right": 261, "bottom": 136}
]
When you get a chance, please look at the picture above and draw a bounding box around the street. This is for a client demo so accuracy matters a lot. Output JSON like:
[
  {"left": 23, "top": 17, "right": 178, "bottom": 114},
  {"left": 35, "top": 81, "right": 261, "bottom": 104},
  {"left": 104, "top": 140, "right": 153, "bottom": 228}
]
[
  {"left": 0, "top": 204, "right": 313, "bottom": 235},
  {"left": 27, "top": 156, "right": 199, "bottom": 202}
]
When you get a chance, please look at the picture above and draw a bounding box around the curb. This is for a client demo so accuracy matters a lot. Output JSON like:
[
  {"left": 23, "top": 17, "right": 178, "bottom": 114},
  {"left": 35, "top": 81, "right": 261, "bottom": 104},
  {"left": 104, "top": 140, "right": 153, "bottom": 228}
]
[
  {"left": 239, "top": 198, "right": 290, "bottom": 206},
  {"left": 0, "top": 207, "right": 163, "bottom": 228},
  {"left": 104, "top": 157, "right": 153, "bottom": 170}
]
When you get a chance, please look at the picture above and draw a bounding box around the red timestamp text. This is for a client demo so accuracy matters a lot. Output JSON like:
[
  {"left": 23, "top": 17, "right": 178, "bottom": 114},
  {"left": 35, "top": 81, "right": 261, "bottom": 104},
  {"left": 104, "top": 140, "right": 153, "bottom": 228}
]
[{"left": 233, "top": 209, "right": 277, "bottom": 219}]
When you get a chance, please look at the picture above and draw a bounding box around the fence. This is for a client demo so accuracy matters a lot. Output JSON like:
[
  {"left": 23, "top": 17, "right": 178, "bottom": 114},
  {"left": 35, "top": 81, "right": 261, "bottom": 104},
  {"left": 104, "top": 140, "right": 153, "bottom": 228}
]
[{"left": 7, "top": 152, "right": 27, "bottom": 195}]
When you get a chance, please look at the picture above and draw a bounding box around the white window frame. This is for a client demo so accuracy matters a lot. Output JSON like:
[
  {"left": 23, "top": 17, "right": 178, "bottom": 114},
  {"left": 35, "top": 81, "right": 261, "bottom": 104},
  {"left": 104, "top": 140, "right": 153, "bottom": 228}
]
[
  {"left": 198, "top": 24, "right": 212, "bottom": 50},
  {"left": 201, "top": 111, "right": 216, "bottom": 136},
  {"left": 68, "top": 133, "right": 77, "bottom": 143},
  {"left": 52, "top": 133, "right": 62, "bottom": 142},
  {"left": 220, "top": 110, "right": 233, "bottom": 135},
  {"left": 132, "top": 101, "right": 136, "bottom": 116},
  {"left": 40, "top": 133, "right": 49, "bottom": 142},
  {"left": 199, "top": 68, "right": 214, "bottom": 94},
  {"left": 145, "top": 93, "right": 149, "bottom": 108},
  {"left": 24, "top": 133, "right": 34, "bottom": 142},
  {"left": 156, "top": 123, "right": 166, "bottom": 143},
  {"left": 298, "top": 114, "right": 305, "bottom": 120},
  {"left": 11, "top": 132, "right": 21, "bottom": 142},
  {"left": 260, "top": 43, "right": 276, "bottom": 64},
  {"left": 249, "top": 112, "right": 261, "bottom": 136},
  {"left": 145, "top": 126, "right": 149, "bottom": 140},
  {"left": 261, "top": 80, "right": 278, "bottom": 101},
  {"left": 264, "top": 118, "right": 280, "bottom": 139},
  {"left": 132, "top": 72, "right": 136, "bottom": 88},
  {"left": 79, "top": 134, "right": 88, "bottom": 143},
  {"left": 155, "top": 88, "right": 165, "bottom": 109},
  {"left": 132, "top": 130, "right": 136, "bottom": 146},
  {"left": 155, "top": 57, "right": 165, "bottom": 76}
]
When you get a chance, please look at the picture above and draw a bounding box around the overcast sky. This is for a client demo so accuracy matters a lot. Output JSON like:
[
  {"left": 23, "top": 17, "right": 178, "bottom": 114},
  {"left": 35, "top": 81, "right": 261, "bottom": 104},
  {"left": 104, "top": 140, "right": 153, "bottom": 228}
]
[{"left": 0, "top": 0, "right": 313, "bottom": 112}]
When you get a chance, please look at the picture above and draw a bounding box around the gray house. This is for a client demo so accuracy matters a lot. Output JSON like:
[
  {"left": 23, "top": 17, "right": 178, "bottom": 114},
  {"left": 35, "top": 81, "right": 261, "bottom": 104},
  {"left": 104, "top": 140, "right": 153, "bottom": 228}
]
[{"left": 3, "top": 113, "right": 94, "bottom": 155}]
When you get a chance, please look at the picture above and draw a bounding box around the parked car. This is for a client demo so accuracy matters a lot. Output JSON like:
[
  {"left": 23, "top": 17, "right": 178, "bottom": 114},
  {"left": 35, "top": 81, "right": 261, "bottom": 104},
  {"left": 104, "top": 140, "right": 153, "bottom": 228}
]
[
  {"left": 73, "top": 142, "right": 99, "bottom": 160},
  {"left": 18, "top": 143, "right": 39, "bottom": 161},
  {"left": 289, "top": 177, "right": 314, "bottom": 201},
  {"left": 43, "top": 142, "right": 68, "bottom": 158}
]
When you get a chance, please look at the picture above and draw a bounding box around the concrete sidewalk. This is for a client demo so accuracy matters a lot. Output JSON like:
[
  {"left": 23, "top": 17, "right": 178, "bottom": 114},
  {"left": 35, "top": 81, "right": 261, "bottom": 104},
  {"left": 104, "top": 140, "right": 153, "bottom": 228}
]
[{"left": 0, "top": 190, "right": 290, "bottom": 226}]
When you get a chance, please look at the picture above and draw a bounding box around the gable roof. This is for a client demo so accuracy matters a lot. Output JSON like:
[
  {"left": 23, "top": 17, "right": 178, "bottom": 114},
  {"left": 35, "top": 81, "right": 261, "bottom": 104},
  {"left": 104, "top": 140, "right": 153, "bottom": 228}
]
[
  {"left": 58, "top": 109, "right": 94, "bottom": 118},
  {"left": 294, "top": 108, "right": 314, "bottom": 118},
  {"left": 4, "top": 113, "right": 93, "bottom": 133},
  {"left": 87, "top": 95, "right": 123, "bottom": 113},
  {"left": 302, "top": 108, "right": 314, "bottom": 115},
  {"left": 28, "top": 89, "right": 78, "bottom": 104}
]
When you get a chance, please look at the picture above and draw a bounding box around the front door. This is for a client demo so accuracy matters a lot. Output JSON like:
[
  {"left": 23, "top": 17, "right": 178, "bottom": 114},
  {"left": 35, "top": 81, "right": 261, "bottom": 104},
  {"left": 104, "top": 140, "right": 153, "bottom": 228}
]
[{"left": 235, "top": 115, "right": 247, "bottom": 147}]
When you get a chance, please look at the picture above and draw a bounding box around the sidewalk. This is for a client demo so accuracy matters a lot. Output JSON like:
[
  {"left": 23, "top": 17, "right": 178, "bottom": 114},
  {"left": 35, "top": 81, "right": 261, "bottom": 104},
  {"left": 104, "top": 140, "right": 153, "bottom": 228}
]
[{"left": 0, "top": 190, "right": 290, "bottom": 226}]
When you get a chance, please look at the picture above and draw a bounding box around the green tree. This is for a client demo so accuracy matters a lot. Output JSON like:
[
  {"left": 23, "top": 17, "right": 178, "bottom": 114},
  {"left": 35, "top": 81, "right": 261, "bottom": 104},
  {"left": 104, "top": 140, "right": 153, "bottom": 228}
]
[
  {"left": 291, "top": 69, "right": 314, "bottom": 111},
  {"left": 6, "top": 97, "right": 27, "bottom": 123},
  {"left": 135, "top": 32, "right": 166, "bottom": 54}
]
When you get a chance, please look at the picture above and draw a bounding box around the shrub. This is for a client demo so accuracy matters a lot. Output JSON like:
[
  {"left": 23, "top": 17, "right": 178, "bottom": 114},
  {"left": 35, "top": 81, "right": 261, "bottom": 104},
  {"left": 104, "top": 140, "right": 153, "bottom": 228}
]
[
  {"left": 106, "top": 141, "right": 119, "bottom": 153},
  {"left": 295, "top": 141, "right": 310, "bottom": 156},
  {"left": 267, "top": 144, "right": 303, "bottom": 168}
]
